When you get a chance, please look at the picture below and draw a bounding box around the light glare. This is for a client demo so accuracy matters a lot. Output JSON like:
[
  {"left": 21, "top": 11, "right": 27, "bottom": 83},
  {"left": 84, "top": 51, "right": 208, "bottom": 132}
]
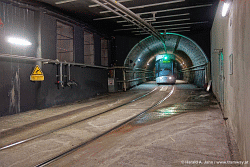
[
  {"left": 222, "top": 2, "right": 230, "bottom": 17},
  {"left": 7, "top": 37, "right": 32, "bottom": 46}
]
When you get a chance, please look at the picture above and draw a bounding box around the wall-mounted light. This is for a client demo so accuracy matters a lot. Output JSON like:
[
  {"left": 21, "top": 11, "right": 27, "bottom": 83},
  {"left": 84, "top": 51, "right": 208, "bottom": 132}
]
[
  {"left": 7, "top": 37, "right": 32, "bottom": 46},
  {"left": 222, "top": 0, "right": 231, "bottom": 17}
]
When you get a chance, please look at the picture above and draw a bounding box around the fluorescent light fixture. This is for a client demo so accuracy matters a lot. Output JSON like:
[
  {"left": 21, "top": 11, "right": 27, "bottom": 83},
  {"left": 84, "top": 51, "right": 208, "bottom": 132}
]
[
  {"left": 7, "top": 37, "right": 32, "bottom": 46},
  {"left": 55, "top": 0, "right": 77, "bottom": 5},
  {"left": 222, "top": 2, "right": 230, "bottom": 17}
]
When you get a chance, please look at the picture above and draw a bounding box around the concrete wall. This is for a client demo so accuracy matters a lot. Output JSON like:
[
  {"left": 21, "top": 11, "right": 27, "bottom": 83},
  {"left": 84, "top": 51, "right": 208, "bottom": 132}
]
[
  {"left": 0, "top": 2, "right": 108, "bottom": 116},
  {"left": 211, "top": 0, "right": 250, "bottom": 163},
  {"left": 115, "top": 35, "right": 143, "bottom": 66}
]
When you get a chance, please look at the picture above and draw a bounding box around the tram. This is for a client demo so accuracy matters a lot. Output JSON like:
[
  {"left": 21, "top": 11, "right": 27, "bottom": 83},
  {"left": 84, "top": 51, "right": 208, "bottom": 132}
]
[{"left": 155, "top": 54, "right": 176, "bottom": 84}]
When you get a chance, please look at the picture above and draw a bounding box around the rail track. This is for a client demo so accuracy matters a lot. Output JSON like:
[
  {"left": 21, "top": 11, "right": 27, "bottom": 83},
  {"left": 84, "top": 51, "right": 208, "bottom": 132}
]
[
  {"left": 0, "top": 87, "right": 159, "bottom": 150},
  {"left": 0, "top": 85, "right": 175, "bottom": 167},
  {"left": 36, "top": 86, "right": 175, "bottom": 167}
]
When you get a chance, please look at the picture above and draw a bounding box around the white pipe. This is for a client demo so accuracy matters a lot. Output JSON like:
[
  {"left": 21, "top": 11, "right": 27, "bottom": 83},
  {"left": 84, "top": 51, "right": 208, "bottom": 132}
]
[
  {"left": 122, "top": 18, "right": 190, "bottom": 27},
  {"left": 100, "top": 0, "right": 185, "bottom": 14},
  {"left": 94, "top": 4, "right": 212, "bottom": 20},
  {"left": 91, "top": 0, "right": 150, "bottom": 35},
  {"left": 104, "top": 0, "right": 164, "bottom": 42},
  {"left": 89, "top": 0, "right": 132, "bottom": 7},
  {"left": 117, "top": 13, "right": 190, "bottom": 23}
]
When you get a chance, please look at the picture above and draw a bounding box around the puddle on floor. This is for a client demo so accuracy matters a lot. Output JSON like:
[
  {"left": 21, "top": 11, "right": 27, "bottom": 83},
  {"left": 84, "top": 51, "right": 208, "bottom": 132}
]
[{"left": 114, "top": 90, "right": 219, "bottom": 133}]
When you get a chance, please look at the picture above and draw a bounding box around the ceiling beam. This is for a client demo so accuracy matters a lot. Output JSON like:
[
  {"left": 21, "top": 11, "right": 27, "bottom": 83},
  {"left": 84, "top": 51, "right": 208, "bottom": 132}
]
[
  {"left": 153, "top": 21, "right": 208, "bottom": 28},
  {"left": 91, "top": 0, "right": 151, "bottom": 35},
  {"left": 89, "top": 0, "right": 132, "bottom": 8},
  {"left": 151, "top": 18, "right": 190, "bottom": 25},
  {"left": 135, "top": 29, "right": 190, "bottom": 35},
  {"left": 131, "top": 26, "right": 191, "bottom": 33},
  {"left": 100, "top": 0, "right": 185, "bottom": 14},
  {"left": 117, "top": 13, "right": 190, "bottom": 23},
  {"left": 103, "top": 0, "right": 164, "bottom": 42},
  {"left": 122, "top": 18, "right": 190, "bottom": 27},
  {"left": 114, "top": 21, "right": 208, "bottom": 31},
  {"left": 93, "top": 4, "right": 212, "bottom": 20}
]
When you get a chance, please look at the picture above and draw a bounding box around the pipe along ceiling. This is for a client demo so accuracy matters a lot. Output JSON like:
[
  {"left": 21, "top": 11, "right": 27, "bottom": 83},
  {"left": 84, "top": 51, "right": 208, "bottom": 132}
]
[{"left": 124, "top": 33, "right": 208, "bottom": 71}]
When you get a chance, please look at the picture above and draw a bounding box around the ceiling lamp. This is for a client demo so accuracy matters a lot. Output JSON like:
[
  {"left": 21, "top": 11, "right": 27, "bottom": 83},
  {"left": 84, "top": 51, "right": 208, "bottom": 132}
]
[
  {"left": 7, "top": 37, "right": 32, "bottom": 46},
  {"left": 221, "top": 0, "right": 231, "bottom": 17}
]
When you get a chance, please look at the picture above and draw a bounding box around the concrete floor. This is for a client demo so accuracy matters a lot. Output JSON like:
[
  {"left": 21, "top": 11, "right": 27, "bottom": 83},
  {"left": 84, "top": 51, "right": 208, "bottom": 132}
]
[
  {"left": 0, "top": 81, "right": 244, "bottom": 167},
  {"left": 49, "top": 84, "right": 243, "bottom": 167}
]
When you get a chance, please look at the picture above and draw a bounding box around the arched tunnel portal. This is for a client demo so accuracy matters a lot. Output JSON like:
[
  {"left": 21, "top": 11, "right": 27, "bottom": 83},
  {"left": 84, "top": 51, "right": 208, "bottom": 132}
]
[{"left": 124, "top": 33, "right": 209, "bottom": 87}]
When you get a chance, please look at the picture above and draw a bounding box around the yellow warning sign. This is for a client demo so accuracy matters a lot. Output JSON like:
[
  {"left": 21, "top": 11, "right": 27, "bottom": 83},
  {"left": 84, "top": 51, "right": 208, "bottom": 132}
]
[
  {"left": 32, "top": 65, "right": 43, "bottom": 75},
  {"left": 30, "top": 65, "right": 44, "bottom": 81}
]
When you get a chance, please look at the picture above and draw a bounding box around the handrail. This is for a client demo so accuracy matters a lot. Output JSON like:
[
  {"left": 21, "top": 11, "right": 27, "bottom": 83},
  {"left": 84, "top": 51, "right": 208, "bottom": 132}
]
[
  {"left": 108, "top": 66, "right": 154, "bottom": 72},
  {"left": 0, "top": 53, "right": 108, "bottom": 69},
  {"left": 179, "top": 63, "right": 207, "bottom": 72}
]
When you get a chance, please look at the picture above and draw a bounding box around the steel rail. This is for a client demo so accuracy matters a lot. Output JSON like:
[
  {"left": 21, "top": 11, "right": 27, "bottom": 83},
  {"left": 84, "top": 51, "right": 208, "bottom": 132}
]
[
  {"left": 0, "top": 87, "right": 158, "bottom": 151},
  {"left": 35, "top": 86, "right": 175, "bottom": 167}
]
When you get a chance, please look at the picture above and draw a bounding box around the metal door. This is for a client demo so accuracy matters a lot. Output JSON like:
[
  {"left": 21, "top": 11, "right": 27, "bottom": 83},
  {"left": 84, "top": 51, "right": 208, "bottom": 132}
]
[{"left": 219, "top": 52, "right": 224, "bottom": 108}]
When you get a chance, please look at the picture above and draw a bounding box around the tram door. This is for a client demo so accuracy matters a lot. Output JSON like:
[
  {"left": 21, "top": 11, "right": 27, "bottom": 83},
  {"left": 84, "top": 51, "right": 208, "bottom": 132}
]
[{"left": 219, "top": 52, "right": 224, "bottom": 108}]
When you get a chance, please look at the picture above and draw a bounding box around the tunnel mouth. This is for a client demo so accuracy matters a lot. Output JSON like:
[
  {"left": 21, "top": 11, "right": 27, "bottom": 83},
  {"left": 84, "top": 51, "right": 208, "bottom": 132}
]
[
  {"left": 124, "top": 33, "right": 208, "bottom": 87},
  {"left": 124, "top": 33, "right": 208, "bottom": 70}
]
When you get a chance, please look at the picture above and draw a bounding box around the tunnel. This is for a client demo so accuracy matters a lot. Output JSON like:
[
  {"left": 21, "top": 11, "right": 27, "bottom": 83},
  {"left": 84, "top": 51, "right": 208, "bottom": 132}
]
[{"left": 124, "top": 33, "right": 209, "bottom": 88}]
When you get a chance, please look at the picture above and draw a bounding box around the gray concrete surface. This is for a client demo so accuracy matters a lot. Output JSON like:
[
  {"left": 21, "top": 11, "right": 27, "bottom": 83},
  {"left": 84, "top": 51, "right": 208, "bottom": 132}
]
[
  {"left": 0, "top": 82, "right": 244, "bottom": 167},
  {"left": 48, "top": 84, "right": 243, "bottom": 167},
  {"left": 211, "top": 0, "right": 250, "bottom": 163}
]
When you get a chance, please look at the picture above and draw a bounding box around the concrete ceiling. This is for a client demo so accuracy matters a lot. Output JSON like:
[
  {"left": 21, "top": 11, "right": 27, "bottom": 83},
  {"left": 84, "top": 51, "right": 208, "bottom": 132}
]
[{"left": 22, "top": 0, "right": 219, "bottom": 37}]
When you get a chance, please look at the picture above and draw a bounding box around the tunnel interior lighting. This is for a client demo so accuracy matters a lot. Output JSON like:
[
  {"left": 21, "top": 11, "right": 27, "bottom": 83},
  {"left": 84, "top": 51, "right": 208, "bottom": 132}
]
[
  {"left": 7, "top": 37, "right": 32, "bottom": 46},
  {"left": 222, "top": 2, "right": 230, "bottom": 17}
]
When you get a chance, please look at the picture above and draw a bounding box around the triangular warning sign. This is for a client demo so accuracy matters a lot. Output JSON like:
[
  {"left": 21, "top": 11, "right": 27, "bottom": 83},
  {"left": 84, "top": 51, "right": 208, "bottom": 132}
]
[{"left": 31, "top": 65, "right": 43, "bottom": 75}]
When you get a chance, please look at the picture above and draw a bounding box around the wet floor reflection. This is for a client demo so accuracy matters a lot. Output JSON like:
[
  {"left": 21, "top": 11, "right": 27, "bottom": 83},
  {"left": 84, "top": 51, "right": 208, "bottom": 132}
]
[
  {"left": 133, "top": 106, "right": 187, "bottom": 125},
  {"left": 132, "top": 92, "right": 216, "bottom": 125}
]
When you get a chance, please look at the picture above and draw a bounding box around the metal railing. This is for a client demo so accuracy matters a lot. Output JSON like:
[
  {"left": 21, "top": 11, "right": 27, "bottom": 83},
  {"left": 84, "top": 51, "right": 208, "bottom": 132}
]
[
  {"left": 108, "top": 66, "right": 154, "bottom": 91},
  {"left": 178, "top": 63, "right": 210, "bottom": 87},
  {"left": 0, "top": 53, "right": 108, "bottom": 88},
  {"left": 0, "top": 54, "right": 108, "bottom": 69}
]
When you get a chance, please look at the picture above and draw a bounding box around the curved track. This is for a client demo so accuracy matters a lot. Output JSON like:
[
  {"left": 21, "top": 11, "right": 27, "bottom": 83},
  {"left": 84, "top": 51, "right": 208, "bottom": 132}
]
[
  {"left": 36, "top": 86, "right": 175, "bottom": 167},
  {"left": 0, "top": 85, "right": 175, "bottom": 167},
  {"left": 0, "top": 87, "right": 158, "bottom": 151}
]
